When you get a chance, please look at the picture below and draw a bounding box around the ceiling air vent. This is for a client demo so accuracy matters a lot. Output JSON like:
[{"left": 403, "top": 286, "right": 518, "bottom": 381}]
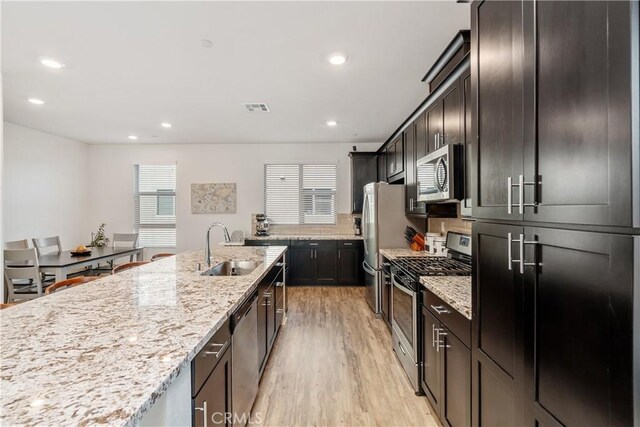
[{"left": 244, "top": 103, "right": 270, "bottom": 112}]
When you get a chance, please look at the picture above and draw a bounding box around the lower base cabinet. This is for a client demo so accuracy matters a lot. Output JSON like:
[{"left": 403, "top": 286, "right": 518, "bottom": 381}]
[
  {"left": 191, "top": 319, "right": 233, "bottom": 427},
  {"left": 421, "top": 292, "right": 471, "bottom": 427}
]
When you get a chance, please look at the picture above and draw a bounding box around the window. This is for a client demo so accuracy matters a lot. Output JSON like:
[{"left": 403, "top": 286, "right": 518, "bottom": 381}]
[
  {"left": 265, "top": 164, "right": 337, "bottom": 224},
  {"left": 135, "top": 165, "right": 176, "bottom": 247}
]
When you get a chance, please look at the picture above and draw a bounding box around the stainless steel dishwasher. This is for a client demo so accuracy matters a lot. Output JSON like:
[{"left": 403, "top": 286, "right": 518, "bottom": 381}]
[{"left": 231, "top": 291, "right": 259, "bottom": 426}]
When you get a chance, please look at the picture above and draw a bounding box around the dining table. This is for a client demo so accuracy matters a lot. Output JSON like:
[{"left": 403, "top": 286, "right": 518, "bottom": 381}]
[{"left": 38, "top": 247, "right": 144, "bottom": 282}]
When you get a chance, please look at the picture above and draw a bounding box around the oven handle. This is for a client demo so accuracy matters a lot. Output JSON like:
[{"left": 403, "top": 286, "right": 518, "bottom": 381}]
[{"left": 392, "top": 274, "right": 413, "bottom": 295}]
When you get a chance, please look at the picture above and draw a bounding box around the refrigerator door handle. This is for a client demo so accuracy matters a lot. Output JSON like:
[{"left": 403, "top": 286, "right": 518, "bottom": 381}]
[
  {"left": 362, "top": 261, "right": 377, "bottom": 276},
  {"left": 362, "top": 192, "right": 369, "bottom": 257}
]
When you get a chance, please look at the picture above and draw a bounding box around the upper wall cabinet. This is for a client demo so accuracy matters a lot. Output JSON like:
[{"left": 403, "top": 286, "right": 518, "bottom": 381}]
[
  {"left": 472, "top": 0, "right": 640, "bottom": 228},
  {"left": 349, "top": 152, "right": 377, "bottom": 214}
]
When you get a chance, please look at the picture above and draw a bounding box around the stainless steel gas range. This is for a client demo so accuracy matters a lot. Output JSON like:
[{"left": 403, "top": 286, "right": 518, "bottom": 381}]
[{"left": 390, "top": 232, "right": 472, "bottom": 394}]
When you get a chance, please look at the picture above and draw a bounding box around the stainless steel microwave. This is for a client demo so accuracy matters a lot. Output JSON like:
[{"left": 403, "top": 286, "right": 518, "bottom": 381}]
[{"left": 416, "top": 144, "right": 463, "bottom": 203}]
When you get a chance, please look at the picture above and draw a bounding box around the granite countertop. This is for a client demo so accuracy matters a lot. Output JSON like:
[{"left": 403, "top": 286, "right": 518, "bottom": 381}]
[
  {"left": 0, "top": 246, "right": 287, "bottom": 426},
  {"left": 249, "top": 234, "right": 363, "bottom": 241},
  {"left": 380, "top": 248, "right": 433, "bottom": 260},
  {"left": 419, "top": 276, "right": 472, "bottom": 320}
]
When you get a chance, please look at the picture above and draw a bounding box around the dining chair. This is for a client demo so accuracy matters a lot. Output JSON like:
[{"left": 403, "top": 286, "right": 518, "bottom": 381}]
[
  {"left": 150, "top": 253, "right": 174, "bottom": 262},
  {"left": 32, "top": 236, "right": 62, "bottom": 256},
  {"left": 45, "top": 276, "right": 99, "bottom": 295},
  {"left": 5, "top": 239, "right": 29, "bottom": 250},
  {"left": 94, "top": 233, "right": 140, "bottom": 275},
  {"left": 112, "top": 261, "right": 149, "bottom": 274},
  {"left": 4, "top": 248, "right": 43, "bottom": 302}
]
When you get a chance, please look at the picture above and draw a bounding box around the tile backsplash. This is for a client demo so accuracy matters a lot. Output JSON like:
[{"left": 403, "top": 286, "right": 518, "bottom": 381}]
[
  {"left": 427, "top": 204, "right": 472, "bottom": 236},
  {"left": 250, "top": 213, "right": 359, "bottom": 236}
]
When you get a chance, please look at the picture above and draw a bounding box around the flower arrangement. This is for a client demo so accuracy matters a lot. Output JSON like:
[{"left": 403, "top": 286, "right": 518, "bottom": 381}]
[{"left": 89, "top": 223, "right": 110, "bottom": 248}]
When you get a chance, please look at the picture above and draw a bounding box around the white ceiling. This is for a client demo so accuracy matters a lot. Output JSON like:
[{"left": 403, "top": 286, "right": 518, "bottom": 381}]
[{"left": 2, "top": 1, "right": 470, "bottom": 145}]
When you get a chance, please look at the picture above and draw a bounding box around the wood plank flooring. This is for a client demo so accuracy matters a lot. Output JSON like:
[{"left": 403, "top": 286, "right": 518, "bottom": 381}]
[{"left": 251, "top": 286, "right": 438, "bottom": 427}]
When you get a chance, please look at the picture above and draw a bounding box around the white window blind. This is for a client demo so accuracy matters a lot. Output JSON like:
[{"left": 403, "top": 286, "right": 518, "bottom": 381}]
[
  {"left": 265, "top": 164, "right": 337, "bottom": 225},
  {"left": 135, "top": 165, "right": 176, "bottom": 247}
]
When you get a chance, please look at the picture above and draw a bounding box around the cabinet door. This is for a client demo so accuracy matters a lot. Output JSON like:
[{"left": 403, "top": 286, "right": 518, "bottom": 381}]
[
  {"left": 394, "top": 137, "right": 404, "bottom": 174},
  {"left": 471, "top": 0, "right": 525, "bottom": 222},
  {"left": 193, "top": 345, "right": 232, "bottom": 427},
  {"left": 421, "top": 306, "right": 442, "bottom": 415},
  {"left": 472, "top": 222, "right": 525, "bottom": 427},
  {"left": 314, "top": 247, "right": 337, "bottom": 284},
  {"left": 290, "top": 247, "right": 314, "bottom": 285},
  {"left": 415, "top": 113, "right": 428, "bottom": 161},
  {"left": 460, "top": 69, "right": 473, "bottom": 217},
  {"left": 257, "top": 294, "right": 267, "bottom": 370},
  {"left": 377, "top": 153, "right": 386, "bottom": 182},
  {"left": 523, "top": 1, "right": 636, "bottom": 227},
  {"left": 337, "top": 247, "right": 360, "bottom": 285},
  {"left": 403, "top": 125, "right": 417, "bottom": 213},
  {"left": 523, "top": 228, "right": 635, "bottom": 426},
  {"left": 266, "top": 286, "right": 276, "bottom": 349},
  {"left": 426, "top": 100, "right": 443, "bottom": 153},
  {"left": 386, "top": 142, "right": 396, "bottom": 177},
  {"left": 441, "top": 82, "right": 461, "bottom": 146},
  {"left": 350, "top": 154, "right": 377, "bottom": 214},
  {"left": 442, "top": 329, "right": 471, "bottom": 427},
  {"left": 381, "top": 269, "right": 391, "bottom": 327}
]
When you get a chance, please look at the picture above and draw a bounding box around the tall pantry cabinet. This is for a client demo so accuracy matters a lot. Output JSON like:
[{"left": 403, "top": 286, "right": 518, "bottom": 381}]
[{"left": 470, "top": 1, "right": 640, "bottom": 426}]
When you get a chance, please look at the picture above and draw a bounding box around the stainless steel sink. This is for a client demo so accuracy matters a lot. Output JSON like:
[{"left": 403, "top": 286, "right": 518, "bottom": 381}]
[{"left": 201, "top": 260, "right": 261, "bottom": 277}]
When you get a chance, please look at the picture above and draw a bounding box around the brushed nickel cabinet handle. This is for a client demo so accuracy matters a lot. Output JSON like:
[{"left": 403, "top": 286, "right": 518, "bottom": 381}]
[{"left": 195, "top": 401, "right": 208, "bottom": 427}]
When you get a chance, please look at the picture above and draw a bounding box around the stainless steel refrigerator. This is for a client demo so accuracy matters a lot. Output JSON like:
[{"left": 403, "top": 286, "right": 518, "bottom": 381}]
[{"left": 362, "top": 182, "right": 410, "bottom": 314}]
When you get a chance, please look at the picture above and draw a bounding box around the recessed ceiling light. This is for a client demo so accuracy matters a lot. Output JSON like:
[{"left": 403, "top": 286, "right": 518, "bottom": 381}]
[
  {"left": 28, "top": 98, "right": 45, "bottom": 105},
  {"left": 161, "top": 122, "right": 172, "bottom": 128},
  {"left": 326, "top": 120, "right": 338, "bottom": 127},
  {"left": 328, "top": 54, "right": 347, "bottom": 65},
  {"left": 128, "top": 135, "right": 138, "bottom": 140},
  {"left": 40, "top": 58, "right": 65, "bottom": 69}
]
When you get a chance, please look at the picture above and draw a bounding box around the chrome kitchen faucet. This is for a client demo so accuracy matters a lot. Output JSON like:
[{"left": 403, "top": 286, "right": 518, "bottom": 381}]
[{"left": 205, "top": 222, "right": 231, "bottom": 267}]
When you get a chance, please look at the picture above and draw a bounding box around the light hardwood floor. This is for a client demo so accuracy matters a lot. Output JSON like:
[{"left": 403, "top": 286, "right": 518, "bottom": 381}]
[{"left": 251, "top": 286, "right": 439, "bottom": 427}]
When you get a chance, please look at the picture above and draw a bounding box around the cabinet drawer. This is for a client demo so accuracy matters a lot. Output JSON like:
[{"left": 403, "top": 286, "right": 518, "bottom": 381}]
[
  {"left": 337, "top": 240, "right": 362, "bottom": 248},
  {"left": 192, "top": 317, "right": 231, "bottom": 397},
  {"left": 244, "top": 239, "right": 289, "bottom": 247},
  {"left": 291, "top": 240, "right": 337, "bottom": 248},
  {"left": 423, "top": 289, "right": 470, "bottom": 348}
]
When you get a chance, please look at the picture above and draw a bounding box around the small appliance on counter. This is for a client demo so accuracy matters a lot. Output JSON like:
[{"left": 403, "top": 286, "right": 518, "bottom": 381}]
[
  {"left": 353, "top": 217, "right": 362, "bottom": 236},
  {"left": 255, "top": 214, "right": 270, "bottom": 237}
]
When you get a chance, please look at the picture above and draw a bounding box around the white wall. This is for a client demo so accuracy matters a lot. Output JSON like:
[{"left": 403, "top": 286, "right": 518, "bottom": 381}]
[
  {"left": 88, "top": 142, "right": 379, "bottom": 252},
  {"left": 3, "top": 122, "right": 91, "bottom": 248}
]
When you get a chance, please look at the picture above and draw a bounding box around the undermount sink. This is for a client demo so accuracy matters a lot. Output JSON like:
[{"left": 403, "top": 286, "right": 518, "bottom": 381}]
[{"left": 201, "top": 260, "right": 262, "bottom": 277}]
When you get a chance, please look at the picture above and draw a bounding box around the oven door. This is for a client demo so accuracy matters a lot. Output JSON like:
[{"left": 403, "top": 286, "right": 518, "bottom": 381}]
[
  {"left": 391, "top": 272, "right": 418, "bottom": 361},
  {"left": 417, "top": 144, "right": 461, "bottom": 203},
  {"left": 391, "top": 270, "right": 420, "bottom": 392}
]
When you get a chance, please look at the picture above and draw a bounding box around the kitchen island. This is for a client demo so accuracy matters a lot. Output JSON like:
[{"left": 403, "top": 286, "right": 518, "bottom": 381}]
[{"left": 0, "top": 246, "right": 287, "bottom": 426}]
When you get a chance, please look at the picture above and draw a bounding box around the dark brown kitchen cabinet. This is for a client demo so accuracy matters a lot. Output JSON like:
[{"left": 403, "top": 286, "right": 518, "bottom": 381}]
[
  {"left": 522, "top": 227, "right": 635, "bottom": 426},
  {"left": 192, "top": 345, "right": 232, "bottom": 427},
  {"left": 414, "top": 113, "right": 427, "bottom": 161},
  {"left": 289, "top": 241, "right": 337, "bottom": 285},
  {"left": 472, "top": 222, "right": 637, "bottom": 427},
  {"left": 386, "top": 136, "right": 404, "bottom": 180},
  {"left": 471, "top": 222, "right": 525, "bottom": 427},
  {"left": 421, "top": 295, "right": 471, "bottom": 427},
  {"left": 472, "top": 0, "right": 638, "bottom": 228},
  {"left": 192, "top": 319, "right": 232, "bottom": 427},
  {"left": 403, "top": 125, "right": 416, "bottom": 213},
  {"left": 349, "top": 152, "right": 377, "bottom": 214},
  {"left": 471, "top": 0, "right": 525, "bottom": 223},
  {"left": 460, "top": 68, "right": 472, "bottom": 217},
  {"left": 441, "top": 83, "right": 461, "bottom": 146},
  {"left": 336, "top": 241, "right": 363, "bottom": 285},
  {"left": 377, "top": 153, "right": 387, "bottom": 182},
  {"left": 426, "top": 100, "right": 443, "bottom": 154}
]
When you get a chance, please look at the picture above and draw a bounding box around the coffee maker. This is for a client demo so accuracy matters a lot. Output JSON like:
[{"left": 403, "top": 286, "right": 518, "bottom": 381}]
[
  {"left": 255, "top": 214, "right": 270, "bottom": 236},
  {"left": 353, "top": 217, "right": 362, "bottom": 236}
]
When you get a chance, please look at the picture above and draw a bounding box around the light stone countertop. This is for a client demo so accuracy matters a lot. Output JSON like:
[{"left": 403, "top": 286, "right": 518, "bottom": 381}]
[
  {"left": 419, "top": 276, "right": 472, "bottom": 320},
  {"left": 0, "top": 246, "right": 287, "bottom": 427},
  {"left": 249, "top": 234, "right": 363, "bottom": 241},
  {"left": 380, "top": 248, "right": 433, "bottom": 260}
]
